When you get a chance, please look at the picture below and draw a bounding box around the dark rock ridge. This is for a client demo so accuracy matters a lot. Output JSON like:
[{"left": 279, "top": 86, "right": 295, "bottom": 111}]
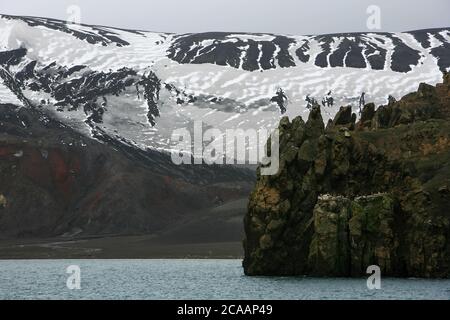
[
  {"left": 0, "top": 46, "right": 263, "bottom": 132},
  {"left": 0, "top": 103, "right": 254, "bottom": 238},
  {"left": 168, "top": 32, "right": 296, "bottom": 72},
  {"left": 0, "top": 48, "right": 163, "bottom": 127},
  {"left": 168, "top": 29, "right": 450, "bottom": 73},
  {"left": 2, "top": 15, "right": 449, "bottom": 73},
  {"left": 408, "top": 28, "right": 450, "bottom": 73},
  {"left": 243, "top": 73, "right": 450, "bottom": 278}
]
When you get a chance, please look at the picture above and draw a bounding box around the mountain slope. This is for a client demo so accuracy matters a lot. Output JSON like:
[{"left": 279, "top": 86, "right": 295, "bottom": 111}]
[
  {"left": 0, "top": 103, "right": 254, "bottom": 238},
  {"left": 0, "top": 14, "right": 449, "bottom": 158}
]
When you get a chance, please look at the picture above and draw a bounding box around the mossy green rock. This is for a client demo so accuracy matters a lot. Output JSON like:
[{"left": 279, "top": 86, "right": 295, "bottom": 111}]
[
  {"left": 349, "top": 194, "right": 396, "bottom": 276},
  {"left": 307, "top": 193, "right": 396, "bottom": 277},
  {"left": 308, "top": 195, "right": 351, "bottom": 276}
]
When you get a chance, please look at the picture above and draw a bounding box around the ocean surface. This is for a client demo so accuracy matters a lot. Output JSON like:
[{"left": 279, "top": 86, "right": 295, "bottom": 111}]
[{"left": 0, "top": 260, "right": 449, "bottom": 300}]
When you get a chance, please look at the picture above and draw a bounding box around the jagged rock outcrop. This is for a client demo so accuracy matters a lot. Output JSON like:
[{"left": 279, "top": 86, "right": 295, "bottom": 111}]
[{"left": 244, "top": 73, "right": 450, "bottom": 278}]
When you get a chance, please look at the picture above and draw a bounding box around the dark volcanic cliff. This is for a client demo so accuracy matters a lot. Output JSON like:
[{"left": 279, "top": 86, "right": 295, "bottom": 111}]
[{"left": 244, "top": 73, "right": 450, "bottom": 278}]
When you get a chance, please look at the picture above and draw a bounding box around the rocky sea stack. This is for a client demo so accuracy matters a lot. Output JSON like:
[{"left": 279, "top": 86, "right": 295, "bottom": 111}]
[{"left": 243, "top": 73, "right": 450, "bottom": 278}]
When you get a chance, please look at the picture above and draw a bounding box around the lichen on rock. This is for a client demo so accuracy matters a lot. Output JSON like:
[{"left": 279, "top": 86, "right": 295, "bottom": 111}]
[
  {"left": 349, "top": 193, "right": 396, "bottom": 276},
  {"left": 308, "top": 195, "right": 352, "bottom": 276},
  {"left": 0, "top": 194, "right": 7, "bottom": 208}
]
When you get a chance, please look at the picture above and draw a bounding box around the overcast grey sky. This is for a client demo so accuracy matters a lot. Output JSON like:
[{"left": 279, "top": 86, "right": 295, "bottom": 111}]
[{"left": 1, "top": 0, "right": 449, "bottom": 35}]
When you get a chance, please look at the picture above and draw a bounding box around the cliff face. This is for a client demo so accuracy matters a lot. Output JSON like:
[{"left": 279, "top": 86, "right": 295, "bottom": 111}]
[{"left": 243, "top": 73, "right": 450, "bottom": 278}]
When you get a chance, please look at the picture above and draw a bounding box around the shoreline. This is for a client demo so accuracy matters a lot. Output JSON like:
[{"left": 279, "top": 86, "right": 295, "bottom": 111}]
[{"left": 0, "top": 236, "right": 244, "bottom": 260}]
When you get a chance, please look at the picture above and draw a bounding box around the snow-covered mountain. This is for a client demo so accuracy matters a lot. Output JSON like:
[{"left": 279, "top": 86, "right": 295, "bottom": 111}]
[{"left": 0, "top": 14, "right": 449, "bottom": 156}]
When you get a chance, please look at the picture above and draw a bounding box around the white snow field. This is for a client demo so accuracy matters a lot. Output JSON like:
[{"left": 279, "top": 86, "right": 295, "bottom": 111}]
[{"left": 0, "top": 15, "right": 448, "bottom": 156}]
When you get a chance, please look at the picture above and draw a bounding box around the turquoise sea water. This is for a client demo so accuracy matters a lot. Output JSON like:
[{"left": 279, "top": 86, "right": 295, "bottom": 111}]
[{"left": 0, "top": 260, "right": 449, "bottom": 300}]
